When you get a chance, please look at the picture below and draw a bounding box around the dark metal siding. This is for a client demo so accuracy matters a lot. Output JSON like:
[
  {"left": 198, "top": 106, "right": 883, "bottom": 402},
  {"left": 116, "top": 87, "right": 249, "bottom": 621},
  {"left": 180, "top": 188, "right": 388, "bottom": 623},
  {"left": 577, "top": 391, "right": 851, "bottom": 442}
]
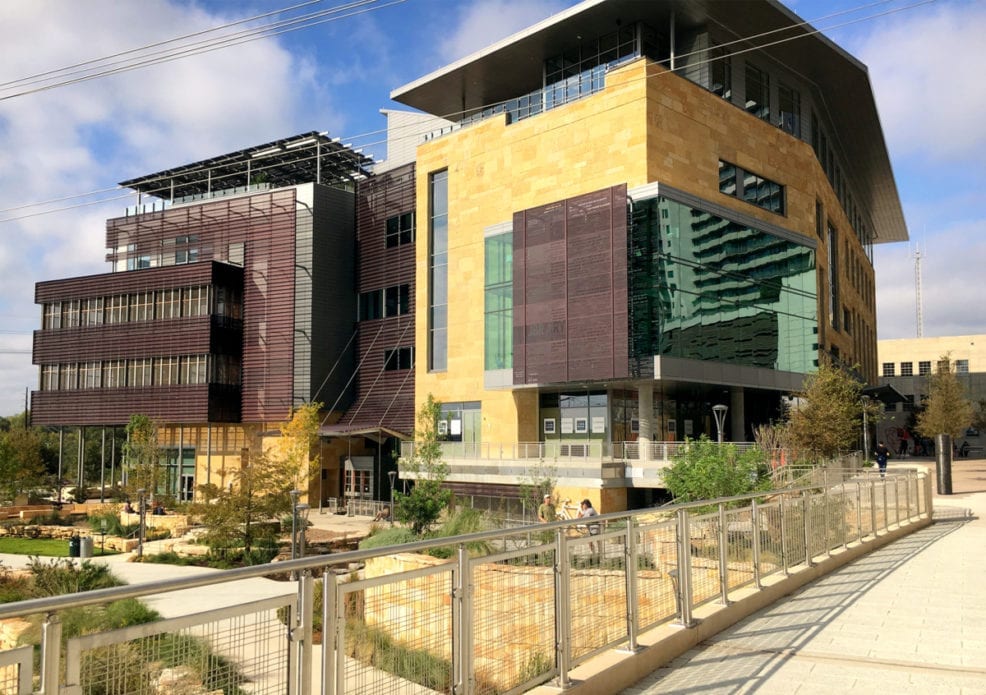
[
  {"left": 30, "top": 384, "right": 238, "bottom": 426},
  {"left": 342, "top": 164, "right": 416, "bottom": 433},
  {"left": 513, "top": 185, "right": 628, "bottom": 385}
]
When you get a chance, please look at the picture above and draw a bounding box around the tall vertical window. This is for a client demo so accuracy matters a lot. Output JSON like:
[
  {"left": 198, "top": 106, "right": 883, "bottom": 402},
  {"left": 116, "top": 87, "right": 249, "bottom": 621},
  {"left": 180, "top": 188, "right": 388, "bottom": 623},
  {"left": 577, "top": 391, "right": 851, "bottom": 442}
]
[
  {"left": 103, "top": 359, "right": 126, "bottom": 387},
  {"left": 129, "top": 291, "right": 154, "bottom": 321},
  {"left": 180, "top": 355, "right": 208, "bottom": 384},
  {"left": 827, "top": 223, "right": 839, "bottom": 330},
  {"left": 42, "top": 302, "right": 62, "bottom": 330},
  {"left": 428, "top": 170, "right": 448, "bottom": 371},
  {"left": 778, "top": 81, "right": 801, "bottom": 137},
  {"left": 128, "top": 358, "right": 153, "bottom": 387},
  {"left": 956, "top": 359, "right": 969, "bottom": 374},
  {"left": 105, "top": 295, "right": 127, "bottom": 324},
  {"left": 59, "top": 363, "right": 78, "bottom": 390},
  {"left": 710, "top": 48, "right": 731, "bottom": 100},
  {"left": 41, "top": 365, "right": 58, "bottom": 390},
  {"left": 80, "top": 362, "right": 102, "bottom": 389},
  {"left": 744, "top": 63, "right": 770, "bottom": 121},
  {"left": 182, "top": 286, "right": 209, "bottom": 317},
  {"left": 82, "top": 297, "right": 104, "bottom": 326},
  {"left": 918, "top": 360, "right": 931, "bottom": 376},
  {"left": 154, "top": 356, "right": 179, "bottom": 386},
  {"left": 484, "top": 232, "right": 513, "bottom": 370},
  {"left": 62, "top": 300, "right": 81, "bottom": 328}
]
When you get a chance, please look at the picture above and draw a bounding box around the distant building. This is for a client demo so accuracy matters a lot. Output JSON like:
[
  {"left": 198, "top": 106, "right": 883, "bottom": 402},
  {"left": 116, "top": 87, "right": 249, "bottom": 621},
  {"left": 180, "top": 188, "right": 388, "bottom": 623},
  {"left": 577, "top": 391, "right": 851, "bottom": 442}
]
[
  {"left": 31, "top": 0, "right": 909, "bottom": 512},
  {"left": 877, "top": 335, "right": 985, "bottom": 452}
]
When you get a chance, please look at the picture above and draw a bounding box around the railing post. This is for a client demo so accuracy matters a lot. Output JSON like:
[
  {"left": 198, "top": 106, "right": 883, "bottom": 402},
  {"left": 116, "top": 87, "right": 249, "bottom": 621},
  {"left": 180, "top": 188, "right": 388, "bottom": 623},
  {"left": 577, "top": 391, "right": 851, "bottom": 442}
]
[
  {"left": 802, "top": 490, "right": 813, "bottom": 567},
  {"left": 456, "top": 544, "right": 471, "bottom": 695},
  {"left": 289, "top": 572, "right": 314, "bottom": 695},
  {"left": 675, "top": 508, "right": 695, "bottom": 627},
  {"left": 895, "top": 477, "right": 902, "bottom": 526},
  {"left": 904, "top": 473, "right": 912, "bottom": 521},
  {"left": 751, "top": 499, "right": 762, "bottom": 590},
  {"left": 624, "top": 516, "right": 640, "bottom": 652},
  {"left": 717, "top": 503, "right": 730, "bottom": 605},
  {"left": 780, "top": 494, "right": 789, "bottom": 575},
  {"left": 855, "top": 482, "right": 864, "bottom": 543},
  {"left": 40, "top": 613, "right": 62, "bottom": 695},
  {"left": 322, "top": 571, "right": 336, "bottom": 695},
  {"left": 870, "top": 479, "right": 877, "bottom": 536},
  {"left": 841, "top": 483, "right": 849, "bottom": 550},
  {"left": 555, "top": 528, "right": 572, "bottom": 689},
  {"left": 881, "top": 477, "right": 889, "bottom": 533}
]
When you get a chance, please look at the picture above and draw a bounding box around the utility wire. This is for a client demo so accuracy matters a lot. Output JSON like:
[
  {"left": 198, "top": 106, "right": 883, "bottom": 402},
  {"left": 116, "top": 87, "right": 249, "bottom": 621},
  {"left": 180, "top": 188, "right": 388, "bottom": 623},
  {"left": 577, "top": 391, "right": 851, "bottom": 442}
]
[{"left": 0, "top": 0, "right": 932, "bottom": 224}]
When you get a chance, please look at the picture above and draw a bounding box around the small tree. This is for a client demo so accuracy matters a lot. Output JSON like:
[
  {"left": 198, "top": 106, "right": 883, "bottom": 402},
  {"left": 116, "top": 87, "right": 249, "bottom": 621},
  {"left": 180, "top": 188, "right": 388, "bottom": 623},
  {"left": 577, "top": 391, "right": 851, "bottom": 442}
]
[
  {"left": 783, "top": 360, "right": 864, "bottom": 461},
  {"left": 279, "top": 401, "right": 323, "bottom": 489},
  {"left": 662, "top": 436, "right": 771, "bottom": 505},
  {"left": 123, "top": 415, "right": 160, "bottom": 498},
  {"left": 915, "top": 354, "right": 974, "bottom": 441},
  {"left": 395, "top": 395, "right": 451, "bottom": 535},
  {"left": 0, "top": 424, "right": 47, "bottom": 502},
  {"left": 518, "top": 459, "right": 557, "bottom": 520}
]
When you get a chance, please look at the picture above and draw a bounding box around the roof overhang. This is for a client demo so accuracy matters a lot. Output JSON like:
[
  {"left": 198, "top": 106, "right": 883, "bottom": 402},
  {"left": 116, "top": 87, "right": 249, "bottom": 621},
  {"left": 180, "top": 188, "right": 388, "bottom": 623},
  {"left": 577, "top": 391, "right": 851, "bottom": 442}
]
[
  {"left": 318, "top": 424, "right": 411, "bottom": 441},
  {"left": 391, "top": 0, "right": 907, "bottom": 244},
  {"left": 119, "top": 132, "right": 375, "bottom": 200},
  {"left": 863, "top": 383, "right": 908, "bottom": 405}
]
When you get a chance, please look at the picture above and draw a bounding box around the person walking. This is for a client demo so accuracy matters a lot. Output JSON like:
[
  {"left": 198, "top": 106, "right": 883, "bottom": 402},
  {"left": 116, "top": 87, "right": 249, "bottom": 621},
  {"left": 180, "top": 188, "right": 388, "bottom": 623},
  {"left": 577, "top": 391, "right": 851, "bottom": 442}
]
[
  {"left": 578, "top": 498, "right": 601, "bottom": 555},
  {"left": 874, "top": 441, "right": 891, "bottom": 477}
]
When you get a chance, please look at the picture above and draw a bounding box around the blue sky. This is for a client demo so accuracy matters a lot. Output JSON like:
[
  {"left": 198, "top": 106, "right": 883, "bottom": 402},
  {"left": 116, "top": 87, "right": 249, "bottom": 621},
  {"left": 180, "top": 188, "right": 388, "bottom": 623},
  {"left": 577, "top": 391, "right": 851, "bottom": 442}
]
[{"left": 0, "top": 0, "right": 984, "bottom": 416}]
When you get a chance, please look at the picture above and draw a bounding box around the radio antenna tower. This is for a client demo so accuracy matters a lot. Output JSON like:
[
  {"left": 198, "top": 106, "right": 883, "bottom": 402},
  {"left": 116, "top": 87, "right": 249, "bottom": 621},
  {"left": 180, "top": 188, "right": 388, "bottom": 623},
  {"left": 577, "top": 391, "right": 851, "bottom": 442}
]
[{"left": 913, "top": 244, "right": 924, "bottom": 338}]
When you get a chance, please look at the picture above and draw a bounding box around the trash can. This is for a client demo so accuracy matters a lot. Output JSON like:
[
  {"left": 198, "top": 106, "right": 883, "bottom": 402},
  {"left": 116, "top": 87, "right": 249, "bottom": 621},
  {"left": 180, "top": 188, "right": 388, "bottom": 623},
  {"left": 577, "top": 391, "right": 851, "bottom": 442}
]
[
  {"left": 68, "top": 535, "right": 80, "bottom": 558},
  {"left": 79, "top": 536, "right": 93, "bottom": 559}
]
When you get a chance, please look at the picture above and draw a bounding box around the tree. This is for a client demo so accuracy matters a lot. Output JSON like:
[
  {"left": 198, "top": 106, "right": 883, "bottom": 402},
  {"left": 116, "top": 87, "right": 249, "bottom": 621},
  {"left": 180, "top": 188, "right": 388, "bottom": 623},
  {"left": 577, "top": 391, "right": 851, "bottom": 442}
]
[
  {"left": 662, "top": 436, "right": 771, "bottom": 504},
  {"left": 518, "top": 458, "right": 557, "bottom": 519},
  {"left": 783, "top": 360, "right": 864, "bottom": 461},
  {"left": 194, "top": 404, "right": 322, "bottom": 555},
  {"left": 395, "top": 395, "right": 452, "bottom": 535},
  {"left": 278, "top": 401, "right": 322, "bottom": 489},
  {"left": 123, "top": 415, "right": 160, "bottom": 498},
  {"left": 0, "top": 425, "right": 47, "bottom": 503},
  {"left": 915, "top": 354, "right": 974, "bottom": 441}
]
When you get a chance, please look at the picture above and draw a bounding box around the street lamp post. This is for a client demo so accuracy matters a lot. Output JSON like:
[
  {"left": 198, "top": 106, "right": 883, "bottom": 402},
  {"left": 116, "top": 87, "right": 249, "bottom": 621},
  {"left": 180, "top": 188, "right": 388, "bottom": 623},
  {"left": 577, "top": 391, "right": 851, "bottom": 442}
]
[
  {"left": 289, "top": 489, "right": 301, "bottom": 561},
  {"left": 712, "top": 404, "right": 728, "bottom": 445},
  {"left": 388, "top": 470, "right": 397, "bottom": 527},
  {"left": 861, "top": 395, "right": 871, "bottom": 464},
  {"left": 296, "top": 504, "right": 310, "bottom": 558},
  {"left": 137, "top": 488, "right": 146, "bottom": 560}
]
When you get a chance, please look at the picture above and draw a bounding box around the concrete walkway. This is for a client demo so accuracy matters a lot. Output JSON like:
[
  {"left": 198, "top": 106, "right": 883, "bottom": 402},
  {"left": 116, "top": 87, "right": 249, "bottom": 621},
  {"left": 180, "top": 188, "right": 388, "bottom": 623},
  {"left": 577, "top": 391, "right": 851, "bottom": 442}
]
[{"left": 622, "top": 458, "right": 986, "bottom": 694}]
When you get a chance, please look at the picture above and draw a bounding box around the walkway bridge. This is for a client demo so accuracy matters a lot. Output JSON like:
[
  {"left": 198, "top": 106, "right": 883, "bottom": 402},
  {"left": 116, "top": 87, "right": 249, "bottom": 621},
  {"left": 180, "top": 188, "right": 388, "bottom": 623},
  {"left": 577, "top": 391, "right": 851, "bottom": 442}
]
[{"left": 0, "top": 468, "right": 930, "bottom": 695}]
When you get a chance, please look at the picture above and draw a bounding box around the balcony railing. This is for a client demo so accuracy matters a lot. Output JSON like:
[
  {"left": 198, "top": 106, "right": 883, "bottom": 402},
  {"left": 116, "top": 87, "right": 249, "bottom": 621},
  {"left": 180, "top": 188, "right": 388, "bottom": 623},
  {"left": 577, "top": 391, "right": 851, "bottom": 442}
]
[
  {"left": 401, "top": 439, "right": 758, "bottom": 463},
  {"left": 0, "top": 468, "right": 931, "bottom": 695}
]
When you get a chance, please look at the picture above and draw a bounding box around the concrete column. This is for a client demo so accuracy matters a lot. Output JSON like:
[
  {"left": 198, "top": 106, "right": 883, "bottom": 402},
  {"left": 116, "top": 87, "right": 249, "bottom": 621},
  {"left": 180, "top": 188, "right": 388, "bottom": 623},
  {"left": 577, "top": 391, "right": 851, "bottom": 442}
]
[
  {"left": 730, "top": 387, "right": 745, "bottom": 442},
  {"left": 638, "top": 384, "right": 654, "bottom": 461}
]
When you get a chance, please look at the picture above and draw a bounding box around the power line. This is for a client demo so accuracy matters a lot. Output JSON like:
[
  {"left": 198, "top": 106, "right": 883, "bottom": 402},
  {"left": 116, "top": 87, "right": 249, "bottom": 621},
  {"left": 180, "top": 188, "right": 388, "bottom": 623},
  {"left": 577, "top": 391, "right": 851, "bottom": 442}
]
[
  {"left": 0, "top": 0, "right": 932, "bottom": 224},
  {"left": 0, "top": 0, "right": 406, "bottom": 101}
]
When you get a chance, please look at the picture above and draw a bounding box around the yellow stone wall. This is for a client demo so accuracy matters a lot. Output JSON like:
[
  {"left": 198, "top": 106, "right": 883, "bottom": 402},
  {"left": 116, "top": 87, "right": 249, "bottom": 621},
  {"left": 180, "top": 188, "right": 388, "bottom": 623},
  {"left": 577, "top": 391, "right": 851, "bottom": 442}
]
[{"left": 414, "top": 56, "right": 878, "bottom": 442}]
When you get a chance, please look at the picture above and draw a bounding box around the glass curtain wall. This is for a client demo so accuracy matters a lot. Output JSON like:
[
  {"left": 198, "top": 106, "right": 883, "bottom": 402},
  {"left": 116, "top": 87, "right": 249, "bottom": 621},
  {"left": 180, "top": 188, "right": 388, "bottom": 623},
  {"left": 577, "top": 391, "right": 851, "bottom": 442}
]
[{"left": 628, "top": 196, "right": 817, "bottom": 375}]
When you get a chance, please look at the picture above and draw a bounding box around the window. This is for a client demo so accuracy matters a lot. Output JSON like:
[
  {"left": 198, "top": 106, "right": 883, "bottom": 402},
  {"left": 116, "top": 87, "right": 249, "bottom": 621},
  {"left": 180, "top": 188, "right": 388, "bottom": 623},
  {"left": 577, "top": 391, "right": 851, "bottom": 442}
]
[
  {"left": 82, "top": 297, "right": 104, "bottom": 326},
  {"left": 828, "top": 224, "right": 839, "bottom": 330},
  {"left": 384, "top": 347, "right": 414, "bottom": 371},
  {"left": 103, "top": 360, "right": 126, "bottom": 388},
  {"left": 129, "top": 291, "right": 154, "bottom": 322},
  {"left": 62, "top": 300, "right": 81, "bottom": 328},
  {"left": 882, "top": 362, "right": 895, "bottom": 377},
  {"left": 127, "top": 255, "right": 151, "bottom": 271},
  {"left": 154, "top": 356, "right": 179, "bottom": 386},
  {"left": 359, "top": 290, "right": 383, "bottom": 321},
  {"left": 182, "top": 286, "right": 209, "bottom": 317},
  {"left": 778, "top": 81, "right": 801, "bottom": 137},
  {"left": 59, "top": 363, "right": 78, "bottom": 390},
  {"left": 937, "top": 359, "right": 951, "bottom": 373},
  {"left": 815, "top": 201, "right": 824, "bottom": 239},
  {"left": 156, "top": 289, "right": 180, "bottom": 320},
  {"left": 710, "top": 48, "right": 731, "bottom": 100},
  {"left": 384, "top": 284, "right": 410, "bottom": 317},
  {"left": 180, "top": 355, "right": 208, "bottom": 384},
  {"left": 843, "top": 308, "right": 852, "bottom": 334},
  {"left": 900, "top": 362, "right": 913, "bottom": 376},
  {"left": 719, "top": 160, "right": 785, "bottom": 214},
  {"left": 105, "top": 295, "right": 127, "bottom": 324},
  {"left": 429, "top": 170, "right": 449, "bottom": 371},
  {"left": 956, "top": 359, "right": 969, "bottom": 374},
  {"left": 918, "top": 361, "right": 931, "bottom": 376},
  {"left": 175, "top": 235, "right": 199, "bottom": 264},
  {"left": 211, "top": 354, "right": 241, "bottom": 385},
  {"left": 227, "top": 242, "right": 244, "bottom": 266},
  {"left": 41, "top": 365, "right": 58, "bottom": 390},
  {"left": 484, "top": 232, "right": 513, "bottom": 370},
  {"left": 386, "top": 212, "right": 415, "bottom": 248},
  {"left": 42, "top": 303, "right": 61, "bottom": 330},
  {"left": 128, "top": 358, "right": 153, "bottom": 387},
  {"left": 744, "top": 63, "right": 770, "bottom": 121},
  {"left": 80, "top": 362, "right": 101, "bottom": 389}
]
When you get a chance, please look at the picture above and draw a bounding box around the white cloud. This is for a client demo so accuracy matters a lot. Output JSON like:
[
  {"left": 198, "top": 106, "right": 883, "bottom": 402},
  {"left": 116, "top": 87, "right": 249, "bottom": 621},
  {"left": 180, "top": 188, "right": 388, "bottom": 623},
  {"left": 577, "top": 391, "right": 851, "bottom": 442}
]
[
  {"left": 854, "top": 2, "right": 986, "bottom": 162},
  {"left": 439, "top": 0, "right": 571, "bottom": 63},
  {"left": 0, "top": 0, "right": 332, "bottom": 415}
]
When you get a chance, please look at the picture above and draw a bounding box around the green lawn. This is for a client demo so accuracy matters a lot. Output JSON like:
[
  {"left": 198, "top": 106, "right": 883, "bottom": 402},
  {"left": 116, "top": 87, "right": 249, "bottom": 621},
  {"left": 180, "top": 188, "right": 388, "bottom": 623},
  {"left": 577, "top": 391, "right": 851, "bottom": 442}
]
[{"left": 0, "top": 537, "right": 118, "bottom": 557}]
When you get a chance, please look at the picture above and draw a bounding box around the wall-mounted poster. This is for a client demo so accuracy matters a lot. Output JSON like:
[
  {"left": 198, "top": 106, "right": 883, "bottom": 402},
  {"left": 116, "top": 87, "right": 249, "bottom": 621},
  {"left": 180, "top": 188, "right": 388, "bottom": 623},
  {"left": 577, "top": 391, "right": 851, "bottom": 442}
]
[
  {"left": 575, "top": 417, "right": 588, "bottom": 434},
  {"left": 667, "top": 419, "right": 676, "bottom": 434},
  {"left": 450, "top": 419, "right": 462, "bottom": 436},
  {"left": 438, "top": 420, "right": 448, "bottom": 435},
  {"left": 591, "top": 416, "right": 605, "bottom": 433},
  {"left": 631, "top": 419, "right": 640, "bottom": 433},
  {"left": 684, "top": 419, "right": 693, "bottom": 436},
  {"left": 561, "top": 417, "right": 574, "bottom": 434},
  {"left": 543, "top": 418, "right": 556, "bottom": 434}
]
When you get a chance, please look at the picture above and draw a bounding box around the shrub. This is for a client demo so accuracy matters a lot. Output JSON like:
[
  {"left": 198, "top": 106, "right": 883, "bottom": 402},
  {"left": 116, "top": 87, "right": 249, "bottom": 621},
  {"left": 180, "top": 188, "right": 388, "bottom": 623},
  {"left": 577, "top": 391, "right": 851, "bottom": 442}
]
[
  {"left": 358, "top": 527, "right": 417, "bottom": 550},
  {"left": 27, "top": 558, "right": 123, "bottom": 597}
]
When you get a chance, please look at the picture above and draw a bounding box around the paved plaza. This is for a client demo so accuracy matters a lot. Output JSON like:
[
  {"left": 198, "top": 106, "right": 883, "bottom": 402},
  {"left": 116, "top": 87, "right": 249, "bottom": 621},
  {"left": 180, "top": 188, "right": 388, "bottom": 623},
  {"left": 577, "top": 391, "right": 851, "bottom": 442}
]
[{"left": 622, "top": 458, "right": 986, "bottom": 694}]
